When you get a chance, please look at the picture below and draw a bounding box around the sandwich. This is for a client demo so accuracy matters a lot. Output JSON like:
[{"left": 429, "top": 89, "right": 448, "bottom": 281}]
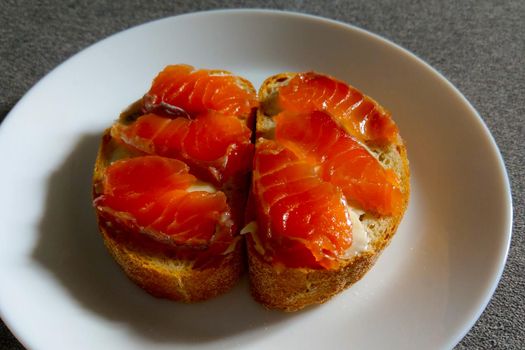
[
  {"left": 245, "top": 72, "right": 410, "bottom": 311},
  {"left": 92, "top": 64, "right": 257, "bottom": 302}
]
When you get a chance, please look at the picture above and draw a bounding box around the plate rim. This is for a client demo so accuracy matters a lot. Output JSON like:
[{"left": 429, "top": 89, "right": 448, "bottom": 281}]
[{"left": 0, "top": 8, "right": 513, "bottom": 350}]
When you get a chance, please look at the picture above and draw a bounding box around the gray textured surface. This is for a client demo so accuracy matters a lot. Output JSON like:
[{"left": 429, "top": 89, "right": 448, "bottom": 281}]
[{"left": 0, "top": 0, "right": 523, "bottom": 349}]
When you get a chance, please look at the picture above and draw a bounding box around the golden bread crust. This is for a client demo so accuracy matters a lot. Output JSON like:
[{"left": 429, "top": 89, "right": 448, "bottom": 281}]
[
  {"left": 100, "top": 223, "right": 243, "bottom": 302},
  {"left": 247, "top": 238, "right": 376, "bottom": 312}
]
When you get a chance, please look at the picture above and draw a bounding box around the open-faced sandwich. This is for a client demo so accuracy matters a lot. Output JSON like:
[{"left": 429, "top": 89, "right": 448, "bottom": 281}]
[
  {"left": 92, "top": 64, "right": 257, "bottom": 302},
  {"left": 246, "top": 72, "right": 410, "bottom": 311}
]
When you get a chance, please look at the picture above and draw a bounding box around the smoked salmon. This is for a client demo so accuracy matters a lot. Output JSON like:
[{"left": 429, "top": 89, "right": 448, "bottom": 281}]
[
  {"left": 252, "top": 141, "right": 352, "bottom": 269},
  {"left": 278, "top": 72, "right": 398, "bottom": 145},
  {"left": 111, "top": 64, "right": 257, "bottom": 184},
  {"left": 94, "top": 155, "right": 234, "bottom": 248},
  {"left": 98, "top": 64, "right": 256, "bottom": 249},
  {"left": 143, "top": 64, "right": 258, "bottom": 118},
  {"left": 111, "top": 111, "right": 253, "bottom": 184},
  {"left": 251, "top": 111, "right": 401, "bottom": 269}
]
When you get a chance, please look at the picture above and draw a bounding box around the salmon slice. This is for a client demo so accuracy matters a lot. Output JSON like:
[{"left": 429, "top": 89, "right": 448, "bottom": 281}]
[
  {"left": 111, "top": 112, "right": 253, "bottom": 184},
  {"left": 94, "top": 155, "right": 233, "bottom": 248},
  {"left": 278, "top": 72, "right": 398, "bottom": 145},
  {"left": 275, "top": 110, "right": 403, "bottom": 216},
  {"left": 143, "top": 64, "right": 258, "bottom": 117},
  {"left": 253, "top": 140, "right": 352, "bottom": 269}
]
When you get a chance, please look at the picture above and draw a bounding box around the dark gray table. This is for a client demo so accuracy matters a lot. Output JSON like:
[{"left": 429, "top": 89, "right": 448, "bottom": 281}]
[{"left": 1, "top": 1, "right": 523, "bottom": 349}]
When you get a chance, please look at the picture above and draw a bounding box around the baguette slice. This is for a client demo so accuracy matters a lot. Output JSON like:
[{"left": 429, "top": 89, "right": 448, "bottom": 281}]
[
  {"left": 92, "top": 67, "right": 256, "bottom": 302},
  {"left": 93, "top": 129, "right": 243, "bottom": 302},
  {"left": 248, "top": 73, "right": 410, "bottom": 311}
]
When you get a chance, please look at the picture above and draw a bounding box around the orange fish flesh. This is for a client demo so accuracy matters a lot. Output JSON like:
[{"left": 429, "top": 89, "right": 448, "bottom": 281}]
[
  {"left": 143, "top": 64, "right": 258, "bottom": 118},
  {"left": 274, "top": 110, "right": 403, "bottom": 216},
  {"left": 278, "top": 72, "right": 398, "bottom": 145},
  {"left": 253, "top": 140, "right": 352, "bottom": 269},
  {"left": 94, "top": 155, "right": 233, "bottom": 249},
  {"left": 111, "top": 111, "right": 253, "bottom": 184}
]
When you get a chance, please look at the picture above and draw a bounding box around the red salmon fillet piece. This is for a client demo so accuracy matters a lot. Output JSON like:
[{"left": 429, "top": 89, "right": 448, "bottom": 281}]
[
  {"left": 94, "top": 155, "right": 233, "bottom": 248},
  {"left": 143, "top": 64, "right": 258, "bottom": 117},
  {"left": 111, "top": 111, "right": 253, "bottom": 184},
  {"left": 253, "top": 141, "right": 352, "bottom": 269},
  {"left": 275, "top": 110, "right": 403, "bottom": 216},
  {"left": 278, "top": 72, "right": 398, "bottom": 145}
]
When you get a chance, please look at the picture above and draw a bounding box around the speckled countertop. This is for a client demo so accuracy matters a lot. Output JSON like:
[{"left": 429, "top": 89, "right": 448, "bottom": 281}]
[{"left": 1, "top": 1, "right": 523, "bottom": 349}]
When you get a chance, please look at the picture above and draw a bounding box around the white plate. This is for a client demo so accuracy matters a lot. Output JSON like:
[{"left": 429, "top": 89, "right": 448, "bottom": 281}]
[{"left": 0, "top": 9, "right": 512, "bottom": 350}]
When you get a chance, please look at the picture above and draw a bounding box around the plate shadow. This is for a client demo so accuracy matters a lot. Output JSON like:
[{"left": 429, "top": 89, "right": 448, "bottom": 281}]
[{"left": 32, "top": 133, "right": 299, "bottom": 345}]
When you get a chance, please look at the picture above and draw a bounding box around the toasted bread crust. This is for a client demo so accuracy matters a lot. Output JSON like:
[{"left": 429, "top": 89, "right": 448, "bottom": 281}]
[
  {"left": 248, "top": 238, "right": 375, "bottom": 312},
  {"left": 249, "top": 72, "right": 410, "bottom": 311},
  {"left": 100, "top": 223, "right": 243, "bottom": 302}
]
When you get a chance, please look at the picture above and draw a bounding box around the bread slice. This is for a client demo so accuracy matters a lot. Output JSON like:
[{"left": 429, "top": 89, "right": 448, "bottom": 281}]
[
  {"left": 248, "top": 73, "right": 410, "bottom": 311},
  {"left": 93, "top": 129, "right": 244, "bottom": 302},
  {"left": 92, "top": 68, "right": 256, "bottom": 302}
]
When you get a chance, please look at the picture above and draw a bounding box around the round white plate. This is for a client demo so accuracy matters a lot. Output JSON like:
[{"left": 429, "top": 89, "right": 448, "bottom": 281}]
[{"left": 0, "top": 9, "right": 512, "bottom": 350}]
